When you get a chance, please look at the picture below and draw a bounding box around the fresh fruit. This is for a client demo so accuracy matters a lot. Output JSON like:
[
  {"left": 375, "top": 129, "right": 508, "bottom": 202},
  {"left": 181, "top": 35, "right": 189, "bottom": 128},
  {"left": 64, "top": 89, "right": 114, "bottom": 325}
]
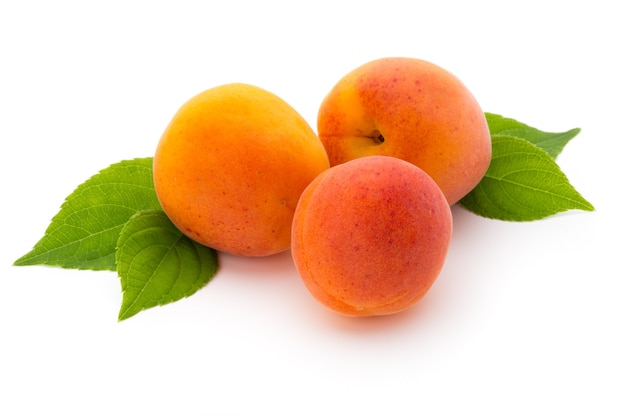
[
  {"left": 291, "top": 155, "right": 452, "bottom": 317},
  {"left": 317, "top": 57, "right": 492, "bottom": 205},
  {"left": 153, "top": 83, "right": 330, "bottom": 257}
]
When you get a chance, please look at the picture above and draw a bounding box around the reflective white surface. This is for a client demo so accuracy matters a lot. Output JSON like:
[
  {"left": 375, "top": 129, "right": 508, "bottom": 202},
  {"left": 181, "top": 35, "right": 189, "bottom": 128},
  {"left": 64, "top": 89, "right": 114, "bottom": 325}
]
[{"left": 1, "top": 1, "right": 624, "bottom": 416}]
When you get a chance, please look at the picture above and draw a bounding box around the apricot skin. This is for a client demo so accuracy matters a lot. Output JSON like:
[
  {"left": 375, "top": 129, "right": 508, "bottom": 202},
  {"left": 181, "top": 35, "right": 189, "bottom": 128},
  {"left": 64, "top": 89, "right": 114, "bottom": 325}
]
[
  {"left": 291, "top": 155, "right": 452, "bottom": 317},
  {"left": 153, "top": 83, "right": 330, "bottom": 257},
  {"left": 317, "top": 57, "right": 491, "bottom": 205}
]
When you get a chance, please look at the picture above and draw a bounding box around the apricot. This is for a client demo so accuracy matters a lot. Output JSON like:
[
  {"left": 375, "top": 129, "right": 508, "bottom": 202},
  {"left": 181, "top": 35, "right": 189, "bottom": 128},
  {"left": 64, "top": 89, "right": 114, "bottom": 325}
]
[
  {"left": 291, "top": 155, "right": 452, "bottom": 317},
  {"left": 153, "top": 83, "right": 330, "bottom": 257},
  {"left": 317, "top": 57, "right": 491, "bottom": 205}
]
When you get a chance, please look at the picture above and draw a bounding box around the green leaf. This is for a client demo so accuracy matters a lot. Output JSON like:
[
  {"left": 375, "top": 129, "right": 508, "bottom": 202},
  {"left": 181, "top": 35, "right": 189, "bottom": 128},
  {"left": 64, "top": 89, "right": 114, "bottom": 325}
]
[
  {"left": 485, "top": 112, "right": 581, "bottom": 159},
  {"left": 14, "top": 158, "right": 161, "bottom": 270},
  {"left": 459, "top": 135, "right": 595, "bottom": 221},
  {"left": 116, "top": 210, "right": 219, "bottom": 321}
]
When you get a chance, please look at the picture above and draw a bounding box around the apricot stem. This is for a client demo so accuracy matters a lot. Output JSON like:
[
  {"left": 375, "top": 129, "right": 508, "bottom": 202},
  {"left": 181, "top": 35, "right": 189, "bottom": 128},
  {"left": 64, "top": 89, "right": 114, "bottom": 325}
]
[{"left": 371, "top": 130, "right": 384, "bottom": 145}]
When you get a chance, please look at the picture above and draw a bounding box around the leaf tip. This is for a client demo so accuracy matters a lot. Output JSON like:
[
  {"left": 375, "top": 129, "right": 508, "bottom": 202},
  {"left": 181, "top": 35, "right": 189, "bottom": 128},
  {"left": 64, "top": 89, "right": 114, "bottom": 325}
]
[
  {"left": 12, "top": 252, "right": 35, "bottom": 267},
  {"left": 581, "top": 200, "right": 596, "bottom": 212},
  {"left": 117, "top": 313, "right": 131, "bottom": 322},
  {"left": 117, "top": 304, "right": 138, "bottom": 322}
]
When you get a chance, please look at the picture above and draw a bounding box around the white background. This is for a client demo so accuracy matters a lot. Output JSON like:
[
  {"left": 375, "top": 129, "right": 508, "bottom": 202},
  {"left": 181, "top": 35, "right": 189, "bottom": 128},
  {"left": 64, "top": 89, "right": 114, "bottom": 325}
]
[{"left": 1, "top": 1, "right": 624, "bottom": 416}]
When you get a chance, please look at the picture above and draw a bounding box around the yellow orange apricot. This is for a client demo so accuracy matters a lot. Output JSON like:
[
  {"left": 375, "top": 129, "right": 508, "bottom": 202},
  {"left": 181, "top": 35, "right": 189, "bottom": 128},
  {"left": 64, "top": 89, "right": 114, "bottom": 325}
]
[{"left": 154, "top": 83, "right": 330, "bottom": 256}]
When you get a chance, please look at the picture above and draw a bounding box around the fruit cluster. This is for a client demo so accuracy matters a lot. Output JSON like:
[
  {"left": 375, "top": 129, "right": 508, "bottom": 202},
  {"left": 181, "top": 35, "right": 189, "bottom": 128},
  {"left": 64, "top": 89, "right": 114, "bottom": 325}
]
[{"left": 153, "top": 57, "right": 492, "bottom": 317}]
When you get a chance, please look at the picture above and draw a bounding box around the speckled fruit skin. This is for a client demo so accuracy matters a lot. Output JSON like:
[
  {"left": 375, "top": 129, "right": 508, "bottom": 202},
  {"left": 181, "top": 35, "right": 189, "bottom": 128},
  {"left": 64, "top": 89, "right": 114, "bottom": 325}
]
[
  {"left": 291, "top": 155, "right": 452, "bottom": 317},
  {"left": 153, "top": 83, "right": 330, "bottom": 257},
  {"left": 317, "top": 57, "right": 491, "bottom": 205}
]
